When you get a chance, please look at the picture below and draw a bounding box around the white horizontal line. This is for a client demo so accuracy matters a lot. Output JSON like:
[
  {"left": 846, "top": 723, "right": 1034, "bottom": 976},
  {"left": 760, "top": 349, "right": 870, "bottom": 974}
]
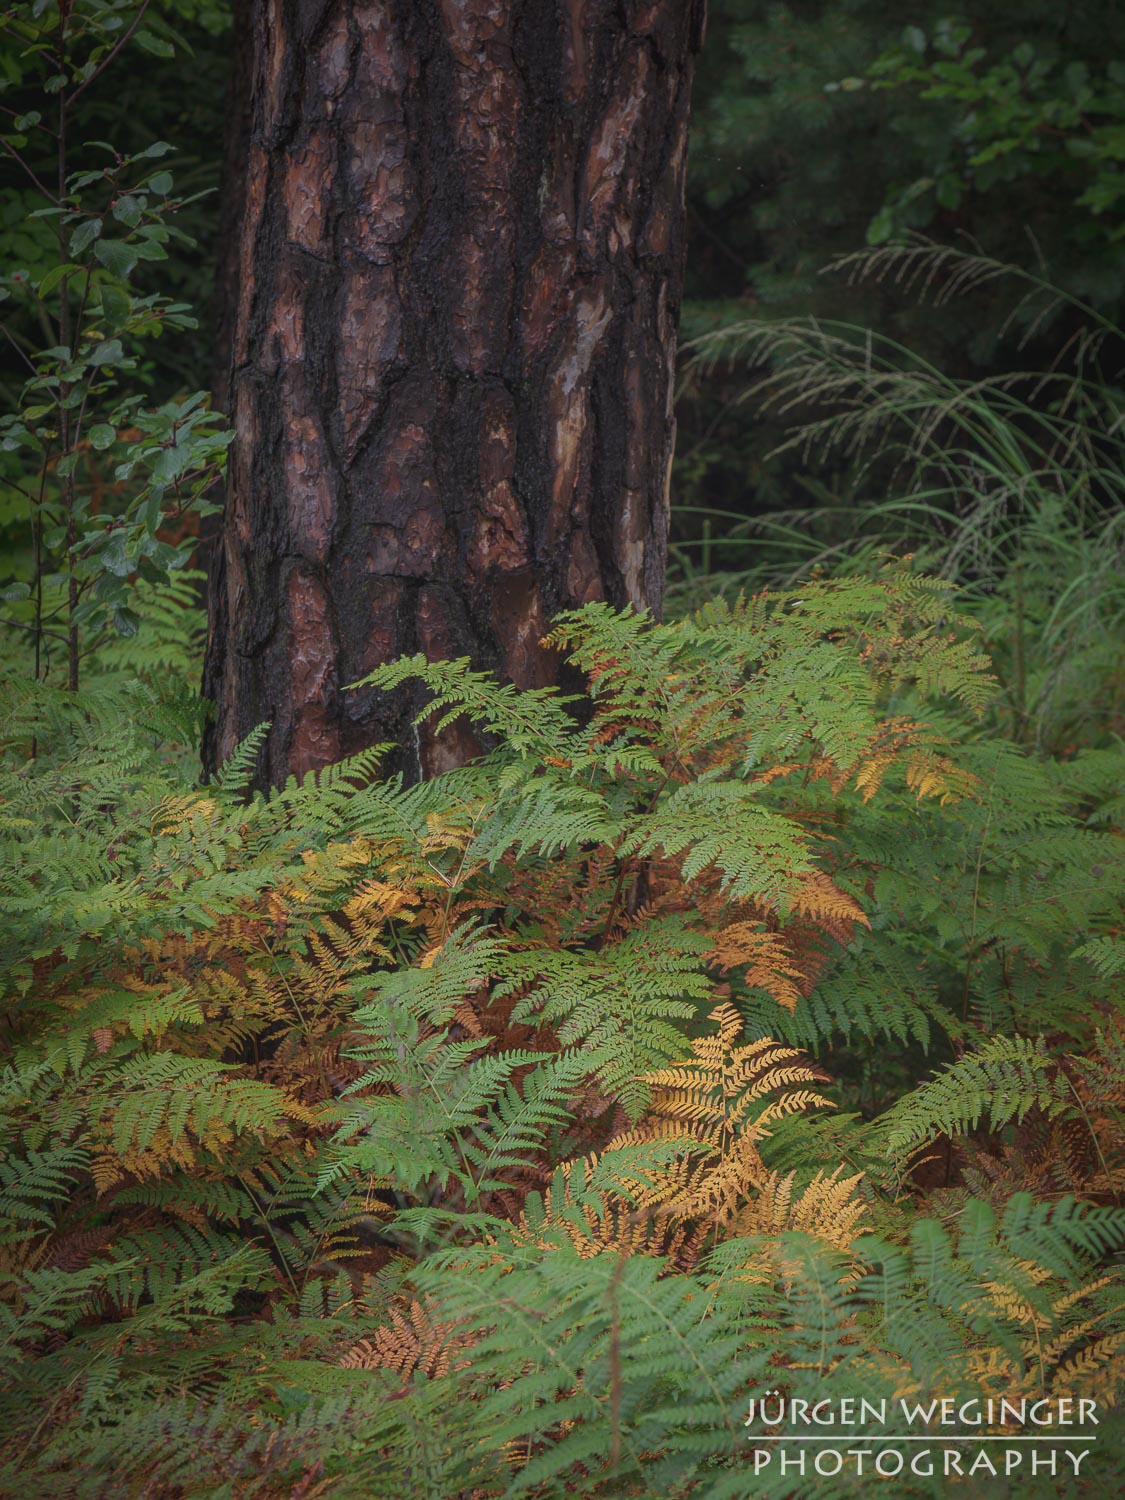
[{"left": 756, "top": 1437, "right": 1097, "bottom": 1443}]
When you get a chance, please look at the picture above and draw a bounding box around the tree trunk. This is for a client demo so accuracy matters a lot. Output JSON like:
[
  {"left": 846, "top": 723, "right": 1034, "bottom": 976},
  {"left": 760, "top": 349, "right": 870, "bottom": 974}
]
[{"left": 203, "top": 0, "right": 706, "bottom": 785}]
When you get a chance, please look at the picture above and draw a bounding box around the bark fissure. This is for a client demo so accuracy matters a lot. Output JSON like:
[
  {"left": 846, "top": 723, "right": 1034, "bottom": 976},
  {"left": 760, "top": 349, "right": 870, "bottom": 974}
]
[{"left": 204, "top": 0, "right": 705, "bottom": 785}]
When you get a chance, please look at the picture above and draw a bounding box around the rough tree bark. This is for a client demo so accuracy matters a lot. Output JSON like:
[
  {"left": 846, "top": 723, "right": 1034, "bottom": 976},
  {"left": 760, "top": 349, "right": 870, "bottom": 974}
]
[{"left": 203, "top": 0, "right": 706, "bottom": 785}]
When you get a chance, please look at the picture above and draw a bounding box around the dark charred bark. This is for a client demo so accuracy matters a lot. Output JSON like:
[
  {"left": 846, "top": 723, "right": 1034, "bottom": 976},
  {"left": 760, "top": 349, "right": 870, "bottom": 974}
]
[{"left": 203, "top": 0, "right": 706, "bottom": 786}]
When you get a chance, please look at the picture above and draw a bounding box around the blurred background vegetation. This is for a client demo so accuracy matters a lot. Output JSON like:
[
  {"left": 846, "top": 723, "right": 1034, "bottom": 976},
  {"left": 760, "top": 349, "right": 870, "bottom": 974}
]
[
  {"left": 0, "top": 0, "right": 230, "bottom": 397},
  {"left": 677, "top": 0, "right": 1124, "bottom": 541}
]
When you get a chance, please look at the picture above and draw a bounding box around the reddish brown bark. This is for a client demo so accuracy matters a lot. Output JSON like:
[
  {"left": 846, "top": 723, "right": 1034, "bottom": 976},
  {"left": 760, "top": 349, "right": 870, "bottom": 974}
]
[{"left": 203, "top": 0, "right": 706, "bottom": 785}]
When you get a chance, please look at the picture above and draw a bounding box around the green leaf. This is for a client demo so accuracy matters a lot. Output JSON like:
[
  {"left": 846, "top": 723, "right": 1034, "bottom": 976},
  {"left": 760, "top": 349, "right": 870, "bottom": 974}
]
[
  {"left": 94, "top": 241, "right": 138, "bottom": 280},
  {"left": 936, "top": 174, "right": 963, "bottom": 210},
  {"left": 100, "top": 531, "right": 131, "bottom": 577},
  {"left": 88, "top": 339, "right": 125, "bottom": 367},
  {"left": 148, "top": 171, "right": 174, "bottom": 196},
  {"left": 135, "top": 30, "right": 175, "bottom": 58},
  {"left": 112, "top": 196, "right": 142, "bottom": 228},
  {"left": 37, "top": 263, "right": 80, "bottom": 299},
  {"left": 140, "top": 538, "right": 184, "bottom": 571},
  {"left": 89, "top": 423, "right": 117, "bottom": 450},
  {"left": 67, "top": 219, "right": 102, "bottom": 257},
  {"left": 133, "top": 239, "right": 169, "bottom": 263},
  {"left": 866, "top": 207, "right": 895, "bottom": 244},
  {"left": 98, "top": 284, "right": 132, "bottom": 326}
]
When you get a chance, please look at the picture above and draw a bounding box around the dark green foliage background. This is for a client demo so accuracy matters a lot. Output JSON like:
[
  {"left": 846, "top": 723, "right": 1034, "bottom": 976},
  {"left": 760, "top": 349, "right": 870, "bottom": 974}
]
[{"left": 676, "top": 0, "right": 1125, "bottom": 573}]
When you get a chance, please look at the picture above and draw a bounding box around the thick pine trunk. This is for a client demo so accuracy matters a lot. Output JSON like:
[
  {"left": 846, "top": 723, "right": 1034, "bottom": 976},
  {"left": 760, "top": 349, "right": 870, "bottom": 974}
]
[{"left": 203, "top": 0, "right": 705, "bottom": 785}]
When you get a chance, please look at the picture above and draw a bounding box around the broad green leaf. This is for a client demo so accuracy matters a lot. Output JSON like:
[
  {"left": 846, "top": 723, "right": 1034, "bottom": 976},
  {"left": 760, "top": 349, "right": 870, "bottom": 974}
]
[
  {"left": 67, "top": 219, "right": 102, "bottom": 257},
  {"left": 94, "top": 241, "right": 138, "bottom": 280}
]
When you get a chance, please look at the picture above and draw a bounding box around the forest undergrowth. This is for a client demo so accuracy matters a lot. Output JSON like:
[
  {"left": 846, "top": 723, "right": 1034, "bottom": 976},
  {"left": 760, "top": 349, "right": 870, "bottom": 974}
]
[{"left": 1, "top": 559, "right": 1124, "bottom": 1498}]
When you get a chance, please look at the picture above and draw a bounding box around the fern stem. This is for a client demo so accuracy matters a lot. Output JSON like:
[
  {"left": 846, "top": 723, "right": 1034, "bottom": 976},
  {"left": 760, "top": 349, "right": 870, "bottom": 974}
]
[{"left": 237, "top": 1173, "right": 301, "bottom": 1301}]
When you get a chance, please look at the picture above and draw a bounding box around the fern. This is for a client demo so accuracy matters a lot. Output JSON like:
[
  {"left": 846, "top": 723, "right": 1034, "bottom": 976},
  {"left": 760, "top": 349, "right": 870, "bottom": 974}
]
[
  {"left": 2, "top": 577, "right": 1122, "bottom": 1495},
  {"left": 881, "top": 1035, "right": 1073, "bottom": 1159}
]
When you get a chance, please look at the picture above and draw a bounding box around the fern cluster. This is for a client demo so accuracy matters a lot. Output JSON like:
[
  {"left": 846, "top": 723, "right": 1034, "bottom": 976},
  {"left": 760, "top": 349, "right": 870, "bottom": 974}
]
[{"left": 1, "top": 564, "right": 1122, "bottom": 1497}]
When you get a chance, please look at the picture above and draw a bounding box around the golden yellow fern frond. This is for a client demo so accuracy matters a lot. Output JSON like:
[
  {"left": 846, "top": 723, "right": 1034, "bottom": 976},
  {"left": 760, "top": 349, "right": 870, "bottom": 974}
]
[
  {"left": 121, "top": 1125, "right": 199, "bottom": 1182},
  {"left": 510, "top": 1151, "right": 710, "bottom": 1267},
  {"left": 586, "top": 1004, "right": 837, "bottom": 1242},
  {"left": 745, "top": 1090, "right": 836, "bottom": 1136},
  {"left": 1036, "top": 1308, "right": 1113, "bottom": 1372},
  {"left": 731, "top": 1167, "right": 867, "bottom": 1252},
  {"left": 980, "top": 1273, "right": 1054, "bottom": 1329},
  {"left": 853, "top": 752, "right": 897, "bottom": 802},
  {"left": 338, "top": 1298, "right": 472, "bottom": 1379},
  {"left": 150, "top": 793, "right": 219, "bottom": 836},
  {"left": 341, "top": 876, "right": 421, "bottom": 927},
  {"left": 644, "top": 1003, "right": 829, "bottom": 1150},
  {"left": 1048, "top": 1278, "right": 1113, "bottom": 1323},
  {"left": 787, "top": 869, "right": 868, "bottom": 928},
  {"left": 904, "top": 749, "right": 979, "bottom": 803},
  {"left": 738, "top": 1058, "right": 827, "bottom": 1102},
  {"left": 664, "top": 1133, "right": 770, "bottom": 1222},
  {"left": 722, "top": 1005, "right": 754, "bottom": 1052},
  {"left": 709, "top": 925, "right": 806, "bottom": 1011},
  {"left": 421, "top": 805, "right": 483, "bottom": 856},
  {"left": 1051, "top": 1331, "right": 1125, "bottom": 1404},
  {"left": 964, "top": 1347, "right": 1019, "bottom": 1391},
  {"left": 91, "top": 1148, "right": 125, "bottom": 1196}
]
